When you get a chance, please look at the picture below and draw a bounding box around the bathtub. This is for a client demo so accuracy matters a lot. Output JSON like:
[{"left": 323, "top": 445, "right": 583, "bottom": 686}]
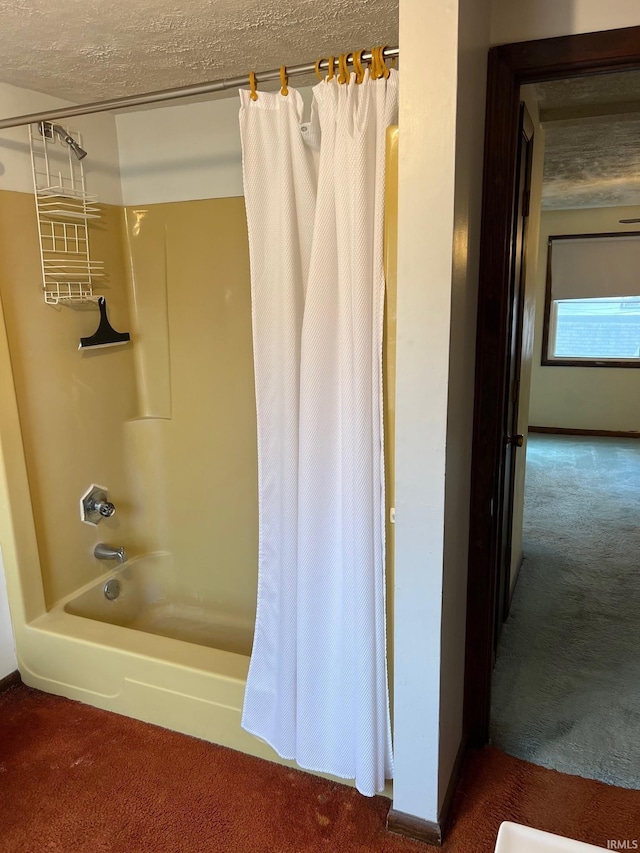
[
  {"left": 17, "top": 553, "right": 298, "bottom": 776},
  {"left": 18, "top": 553, "right": 382, "bottom": 791},
  {"left": 63, "top": 553, "right": 254, "bottom": 657}
]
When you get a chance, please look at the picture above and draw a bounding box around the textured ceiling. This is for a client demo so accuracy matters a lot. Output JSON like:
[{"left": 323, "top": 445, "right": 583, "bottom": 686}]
[
  {"left": 539, "top": 114, "right": 640, "bottom": 210},
  {"left": 535, "top": 70, "right": 640, "bottom": 112},
  {"left": 533, "top": 72, "right": 640, "bottom": 210},
  {"left": 0, "top": 0, "right": 398, "bottom": 103}
]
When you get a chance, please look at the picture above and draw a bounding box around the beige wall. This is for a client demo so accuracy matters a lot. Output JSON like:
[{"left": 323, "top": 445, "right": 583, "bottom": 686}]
[
  {"left": 0, "top": 190, "right": 137, "bottom": 606},
  {"left": 115, "top": 88, "right": 313, "bottom": 207},
  {"left": 394, "top": 0, "right": 458, "bottom": 822},
  {"left": 509, "top": 87, "right": 546, "bottom": 592},
  {"left": 529, "top": 206, "right": 640, "bottom": 433},
  {"left": 440, "top": 0, "right": 492, "bottom": 812},
  {"left": 491, "top": 0, "right": 640, "bottom": 45},
  {"left": 121, "top": 197, "right": 259, "bottom": 620},
  {"left": 394, "top": 0, "right": 492, "bottom": 823},
  {"left": 116, "top": 98, "right": 244, "bottom": 206}
]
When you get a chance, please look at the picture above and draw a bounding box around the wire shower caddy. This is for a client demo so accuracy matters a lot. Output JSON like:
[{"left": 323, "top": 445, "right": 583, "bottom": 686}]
[{"left": 29, "top": 123, "right": 104, "bottom": 305}]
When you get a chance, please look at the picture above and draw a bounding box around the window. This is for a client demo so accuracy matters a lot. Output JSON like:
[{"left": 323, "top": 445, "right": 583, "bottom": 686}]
[{"left": 543, "top": 233, "right": 640, "bottom": 367}]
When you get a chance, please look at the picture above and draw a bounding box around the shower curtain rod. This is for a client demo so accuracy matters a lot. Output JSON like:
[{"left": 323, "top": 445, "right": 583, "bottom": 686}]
[{"left": 0, "top": 47, "right": 399, "bottom": 131}]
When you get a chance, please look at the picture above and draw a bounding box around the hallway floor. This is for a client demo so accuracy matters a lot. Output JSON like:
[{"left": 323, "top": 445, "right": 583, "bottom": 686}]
[
  {"left": 492, "top": 434, "right": 640, "bottom": 788},
  {"left": 2, "top": 682, "right": 640, "bottom": 851}
]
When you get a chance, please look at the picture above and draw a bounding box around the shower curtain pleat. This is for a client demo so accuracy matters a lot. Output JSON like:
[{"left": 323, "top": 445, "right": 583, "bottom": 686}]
[
  {"left": 239, "top": 87, "right": 316, "bottom": 752},
  {"left": 240, "top": 69, "right": 398, "bottom": 797}
]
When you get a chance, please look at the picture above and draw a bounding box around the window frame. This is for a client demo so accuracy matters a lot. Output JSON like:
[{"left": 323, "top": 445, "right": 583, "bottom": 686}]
[{"left": 542, "top": 231, "right": 640, "bottom": 368}]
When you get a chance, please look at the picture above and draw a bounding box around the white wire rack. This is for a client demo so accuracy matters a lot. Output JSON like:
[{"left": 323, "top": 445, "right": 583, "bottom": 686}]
[{"left": 29, "top": 123, "right": 104, "bottom": 305}]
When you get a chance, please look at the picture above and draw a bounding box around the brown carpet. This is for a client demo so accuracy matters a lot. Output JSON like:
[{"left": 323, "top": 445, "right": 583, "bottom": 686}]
[
  {"left": 447, "top": 746, "right": 640, "bottom": 851},
  {"left": 1, "top": 683, "right": 639, "bottom": 852}
]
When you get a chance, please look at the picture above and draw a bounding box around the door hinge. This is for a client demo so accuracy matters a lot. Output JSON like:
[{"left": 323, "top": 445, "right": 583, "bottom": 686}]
[{"left": 522, "top": 189, "right": 531, "bottom": 218}]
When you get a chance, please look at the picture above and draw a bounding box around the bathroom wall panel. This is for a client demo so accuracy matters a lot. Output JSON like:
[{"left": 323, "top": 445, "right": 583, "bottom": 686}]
[
  {"left": 123, "top": 197, "right": 259, "bottom": 622},
  {"left": 124, "top": 186, "right": 399, "bottom": 638},
  {"left": 121, "top": 207, "right": 172, "bottom": 419},
  {"left": 0, "top": 190, "right": 137, "bottom": 606}
]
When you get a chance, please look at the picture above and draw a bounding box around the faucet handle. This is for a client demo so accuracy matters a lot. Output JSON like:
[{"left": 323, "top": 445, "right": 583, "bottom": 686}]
[
  {"left": 81, "top": 484, "right": 116, "bottom": 525},
  {"left": 95, "top": 499, "right": 116, "bottom": 518}
]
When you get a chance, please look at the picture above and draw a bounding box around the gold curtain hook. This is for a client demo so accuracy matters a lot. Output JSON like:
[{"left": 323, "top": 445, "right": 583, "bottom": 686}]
[
  {"left": 315, "top": 57, "right": 324, "bottom": 81},
  {"left": 280, "top": 65, "right": 289, "bottom": 96},
  {"left": 353, "top": 49, "right": 365, "bottom": 84},
  {"left": 370, "top": 47, "right": 380, "bottom": 80},
  {"left": 379, "top": 45, "right": 390, "bottom": 79},
  {"left": 338, "top": 53, "right": 349, "bottom": 85},
  {"left": 249, "top": 71, "right": 258, "bottom": 101},
  {"left": 327, "top": 55, "right": 335, "bottom": 81}
]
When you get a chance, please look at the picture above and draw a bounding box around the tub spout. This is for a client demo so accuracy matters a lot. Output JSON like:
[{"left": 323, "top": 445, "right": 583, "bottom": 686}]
[{"left": 94, "top": 543, "right": 127, "bottom": 564}]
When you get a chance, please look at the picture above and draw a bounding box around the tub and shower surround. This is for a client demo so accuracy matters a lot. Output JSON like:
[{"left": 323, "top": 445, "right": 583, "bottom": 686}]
[
  {"left": 0, "top": 190, "right": 137, "bottom": 608},
  {"left": 0, "top": 52, "right": 398, "bottom": 796},
  {"left": 0, "top": 179, "right": 273, "bottom": 773},
  {"left": 240, "top": 67, "right": 399, "bottom": 796}
]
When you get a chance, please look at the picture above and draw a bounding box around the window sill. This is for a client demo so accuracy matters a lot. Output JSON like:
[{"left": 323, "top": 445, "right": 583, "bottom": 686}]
[{"left": 541, "top": 358, "right": 640, "bottom": 368}]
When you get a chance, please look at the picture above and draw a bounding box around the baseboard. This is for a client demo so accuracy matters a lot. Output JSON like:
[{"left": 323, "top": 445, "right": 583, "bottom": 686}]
[
  {"left": 0, "top": 670, "right": 21, "bottom": 694},
  {"left": 529, "top": 426, "right": 640, "bottom": 439},
  {"left": 387, "top": 809, "right": 442, "bottom": 846},
  {"left": 387, "top": 739, "right": 466, "bottom": 846},
  {"left": 437, "top": 737, "right": 466, "bottom": 838}
]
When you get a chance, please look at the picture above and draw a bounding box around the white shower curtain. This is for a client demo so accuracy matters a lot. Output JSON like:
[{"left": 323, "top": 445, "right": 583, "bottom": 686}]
[{"left": 240, "top": 68, "right": 398, "bottom": 797}]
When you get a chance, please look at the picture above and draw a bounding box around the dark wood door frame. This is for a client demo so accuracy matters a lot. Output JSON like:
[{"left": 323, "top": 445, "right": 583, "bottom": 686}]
[
  {"left": 464, "top": 24, "right": 640, "bottom": 747},
  {"left": 496, "top": 103, "right": 534, "bottom": 638}
]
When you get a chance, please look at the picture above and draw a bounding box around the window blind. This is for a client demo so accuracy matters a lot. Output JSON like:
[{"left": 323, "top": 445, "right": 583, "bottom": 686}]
[{"left": 550, "top": 234, "right": 640, "bottom": 301}]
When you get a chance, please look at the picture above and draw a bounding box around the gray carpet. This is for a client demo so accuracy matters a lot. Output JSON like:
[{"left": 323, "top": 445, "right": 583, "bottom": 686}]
[{"left": 491, "top": 434, "right": 640, "bottom": 789}]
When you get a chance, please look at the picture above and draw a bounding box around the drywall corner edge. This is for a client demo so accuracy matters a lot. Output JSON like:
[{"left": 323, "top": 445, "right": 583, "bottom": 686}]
[{"left": 393, "top": 0, "right": 460, "bottom": 824}]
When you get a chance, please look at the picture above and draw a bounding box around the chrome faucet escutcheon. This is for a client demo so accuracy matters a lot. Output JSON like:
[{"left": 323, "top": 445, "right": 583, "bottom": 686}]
[{"left": 81, "top": 485, "right": 117, "bottom": 525}]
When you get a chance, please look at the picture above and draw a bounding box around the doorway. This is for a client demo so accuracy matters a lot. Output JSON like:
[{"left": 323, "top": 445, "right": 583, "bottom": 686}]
[
  {"left": 487, "top": 72, "right": 640, "bottom": 787},
  {"left": 464, "top": 24, "right": 640, "bottom": 758}
]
